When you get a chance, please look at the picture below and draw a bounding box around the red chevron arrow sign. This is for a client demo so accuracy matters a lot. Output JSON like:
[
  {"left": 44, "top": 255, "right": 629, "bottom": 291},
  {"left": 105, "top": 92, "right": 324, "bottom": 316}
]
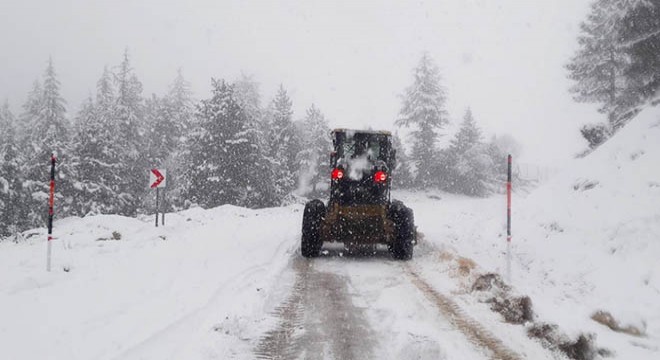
[{"left": 150, "top": 169, "right": 166, "bottom": 188}]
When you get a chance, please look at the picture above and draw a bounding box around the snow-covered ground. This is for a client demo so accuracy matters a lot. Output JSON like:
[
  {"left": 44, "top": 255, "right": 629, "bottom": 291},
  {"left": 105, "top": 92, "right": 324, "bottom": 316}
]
[
  {"left": 511, "top": 107, "right": 660, "bottom": 357},
  {"left": 0, "top": 206, "right": 302, "bottom": 359},
  {"left": 403, "top": 106, "right": 660, "bottom": 358},
  {"left": 1, "top": 108, "right": 659, "bottom": 359}
]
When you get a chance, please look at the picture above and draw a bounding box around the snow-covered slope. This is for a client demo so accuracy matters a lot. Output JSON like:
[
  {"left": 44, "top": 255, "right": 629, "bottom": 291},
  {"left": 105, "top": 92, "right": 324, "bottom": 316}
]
[
  {"left": 508, "top": 107, "right": 660, "bottom": 355},
  {"left": 397, "top": 107, "right": 660, "bottom": 358},
  {"left": 435, "top": 107, "right": 660, "bottom": 357}
]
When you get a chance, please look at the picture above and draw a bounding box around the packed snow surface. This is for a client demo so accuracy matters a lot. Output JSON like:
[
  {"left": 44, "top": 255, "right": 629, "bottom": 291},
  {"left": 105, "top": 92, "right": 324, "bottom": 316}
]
[{"left": 1, "top": 107, "right": 659, "bottom": 359}]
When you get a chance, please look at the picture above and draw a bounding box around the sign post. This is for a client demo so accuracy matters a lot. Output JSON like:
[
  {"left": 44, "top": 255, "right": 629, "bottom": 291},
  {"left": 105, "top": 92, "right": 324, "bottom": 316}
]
[
  {"left": 162, "top": 189, "right": 166, "bottom": 226},
  {"left": 47, "top": 154, "right": 56, "bottom": 272},
  {"left": 149, "top": 169, "right": 166, "bottom": 227},
  {"left": 506, "top": 154, "right": 512, "bottom": 283},
  {"left": 155, "top": 187, "right": 159, "bottom": 227}
]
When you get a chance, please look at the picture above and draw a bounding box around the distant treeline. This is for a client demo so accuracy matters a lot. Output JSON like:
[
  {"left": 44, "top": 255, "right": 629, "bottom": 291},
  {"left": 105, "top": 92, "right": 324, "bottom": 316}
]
[{"left": 0, "top": 51, "right": 516, "bottom": 238}]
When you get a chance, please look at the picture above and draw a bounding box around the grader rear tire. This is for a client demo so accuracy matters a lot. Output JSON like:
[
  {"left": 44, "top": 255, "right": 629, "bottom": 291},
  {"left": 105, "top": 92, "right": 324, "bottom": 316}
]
[
  {"left": 389, "top": 202, "right": 415, "bottom": 260},
  {"left": 301, "top": 199, "right": 325, "bottom": 258}
]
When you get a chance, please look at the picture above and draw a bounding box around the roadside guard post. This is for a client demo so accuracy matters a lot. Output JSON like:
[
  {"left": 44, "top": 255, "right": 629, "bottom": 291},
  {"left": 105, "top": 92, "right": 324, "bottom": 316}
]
[
  {"left": 47, "top": 154, "right": 56, "bottom": 272},
  {"left": 506, "top": 154, "right": 512, "bottom": 283},
  {"left": 150, "top": 169, "right": 167, "bottom": 227}
]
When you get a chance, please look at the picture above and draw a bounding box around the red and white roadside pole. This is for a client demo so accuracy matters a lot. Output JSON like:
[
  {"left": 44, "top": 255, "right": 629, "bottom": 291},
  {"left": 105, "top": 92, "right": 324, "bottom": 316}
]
[
  {"left": 47, "top": 154, "right": 56, "bottom": 272},
  {"left": 506, "top": 154, "right": 512, "bottom": 283}
]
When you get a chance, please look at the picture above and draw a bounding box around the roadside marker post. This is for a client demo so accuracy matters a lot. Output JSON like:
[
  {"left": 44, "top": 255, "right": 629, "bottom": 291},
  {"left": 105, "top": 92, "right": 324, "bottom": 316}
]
[
  {"left": 506, "top": 154, "right": 512, "bottom": 283},
  {"left": 47, "top": 154, "right": 56, "bottom": 272}
]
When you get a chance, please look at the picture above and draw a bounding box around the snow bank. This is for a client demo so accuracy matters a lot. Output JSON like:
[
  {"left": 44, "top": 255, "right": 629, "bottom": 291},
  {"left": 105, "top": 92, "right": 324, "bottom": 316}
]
[
  {"left": 494, "top": 107, "right": 660, "bottom": 357},
  {"left": 0, "top": 204, "right": 303, "bottom": 360},
  {"left": 403, "top": 107, "right": 660, "bottom": 359},
  {"left": 512, "top": 107, "right": 660, "bottom": 333}
]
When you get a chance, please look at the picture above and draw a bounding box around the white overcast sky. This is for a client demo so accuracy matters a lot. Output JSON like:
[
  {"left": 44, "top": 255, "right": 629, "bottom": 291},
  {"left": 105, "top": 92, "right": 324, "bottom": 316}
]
[{"left": 0, "top": 0, "right": 600, "bottom": 166}]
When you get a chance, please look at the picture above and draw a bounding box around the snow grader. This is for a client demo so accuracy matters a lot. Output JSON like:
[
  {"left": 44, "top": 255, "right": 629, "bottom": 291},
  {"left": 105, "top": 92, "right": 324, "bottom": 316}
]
[{"left": 301, "top": 129, "right": 416, "bottom": 260}]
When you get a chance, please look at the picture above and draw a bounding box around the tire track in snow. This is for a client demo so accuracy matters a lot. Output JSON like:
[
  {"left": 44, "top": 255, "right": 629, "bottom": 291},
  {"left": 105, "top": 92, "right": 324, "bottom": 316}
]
[
  {"left": 405, "top": 265, "right": 523, "bottom": 360},
  {"left": 254, "top": 257, "right": 307, "bottom": 360},
  {"left": 255, "top": 255, "right": 376, "bottom": 360}
]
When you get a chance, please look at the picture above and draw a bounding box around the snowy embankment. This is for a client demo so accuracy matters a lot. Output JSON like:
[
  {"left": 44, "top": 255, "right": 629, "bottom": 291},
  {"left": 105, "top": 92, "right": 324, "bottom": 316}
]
[
  {"left": 405, "top": 107, "right": 660, "bottom": 358},
  {"left": 511, "top": 107, "right": 660, "bottom": 356},
  {"left": 0, "top": 205, "right": 303, "bottom": 360}
]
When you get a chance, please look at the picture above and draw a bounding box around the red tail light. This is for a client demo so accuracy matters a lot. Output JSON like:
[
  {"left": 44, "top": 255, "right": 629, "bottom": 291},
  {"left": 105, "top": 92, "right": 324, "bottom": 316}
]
[
  {"left": 331, "top": 168, "right": 344, "bottom": 180},
  {"left": 374, "top": 170, "right": 388, "bottom": 183}
]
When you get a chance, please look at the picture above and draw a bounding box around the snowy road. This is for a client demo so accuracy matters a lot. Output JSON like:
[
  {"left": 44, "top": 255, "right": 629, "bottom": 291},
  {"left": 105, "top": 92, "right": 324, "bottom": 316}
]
[{"left": 254, "top": 243, "right": 529, "bottom": 360}]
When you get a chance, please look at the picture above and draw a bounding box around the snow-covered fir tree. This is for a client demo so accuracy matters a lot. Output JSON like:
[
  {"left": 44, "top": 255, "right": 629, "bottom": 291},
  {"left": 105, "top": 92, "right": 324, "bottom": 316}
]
[
  {"left": 70, "top": 75, "right": 126, "bottom": 217},
  {"left": 233, "top": 74, "right": 268, "bottom": 155},
  {"left": 85, "top": 66, "right": 125, "bottom": 214},
  {"left": 232, "top": 75, "right": 277, "bottom": 207},
  {"left": 21, "top": 58, "right": 73, "bottom": 225},
  {"left": 566, "top": 0, "right": 633, "bottom": 130},
  {"left": 144, "top": 94, "right": 174, "bottom": 167},
  {"left": 233, "top": 75, "right": 263, "bottom": 123},
  {"left": 184, "top": 79, "right": 269, "bottom": 208},
  {"left": 296, "top": 104, "right": 331, "bottom": 198},
  {"left": 449, "top": 108, "right": 481, "bottom": 154},
  {"left": 266, "top": 85, "right": 301, "bottom": 203},
  {"left": 390, "top": 132, "right": 414, "bottom": 189},
  {"left": 0, "top": 102, "right": 27, "bottom": 237},
  {"left": 396, "top": 53, "right": 449, "bottom": 188},
  {"left": 13, "top": 81, "right": 41, "bottom": 230},
  {"left": 166, "top": 68, "right": 195, "bottom": 140},
  {"left": 113, "top": 51, "right": 146, "bottom": 216},
  {"left": 443, "top": 108, "right": 492, "bottom": 197},
  {"left": 97, "top": 66, "right": 115, "bottom": 114},
  {"left": 160, "top": 70, "right": 195, "bottom": 210},
  {"left": 619, "top": 1, "right": 660, "bottom": 108},
  {"left": 567, "top": 0, "right": 656, "bottom": 142},
  {"left": 18, "top": 80, "right": 42, "bottom": 141}
]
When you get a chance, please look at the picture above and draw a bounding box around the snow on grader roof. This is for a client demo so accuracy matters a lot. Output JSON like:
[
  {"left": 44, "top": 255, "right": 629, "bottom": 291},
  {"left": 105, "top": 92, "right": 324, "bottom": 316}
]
[{"left": 331, "top": 128, "right": 392, "bottom": 136}]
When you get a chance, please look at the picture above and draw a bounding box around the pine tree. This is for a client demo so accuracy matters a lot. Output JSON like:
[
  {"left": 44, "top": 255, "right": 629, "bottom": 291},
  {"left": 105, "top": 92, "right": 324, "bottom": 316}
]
[
  {"left": 232, "top": 75, "right": 276, "bottom": 207},
  {"left": 18, "top": 80, "right": 42, "bottom": 141},
  {"left": 296, "top": 104, "right": 331, "bottom": 198},
  {"left": 0, "top": 102, "right": 27, "bottom": 237},
  {"left": 86, "top": 66, "right": 126, "bottom": 214},
  {"left": 390, "top": 132, "right": 414, "bottom": 189},
  {"left": 184, "top": 79, "right": 266, "bottom": 208},
  {"left": 15, "top": 81, "right": 42, "bottom": 229},
  {"left": 21, "top": 58, "right": 73, "bottom": 225},
  {"left": 443, "top": 109, "right": 491, "bottom": 196},
  {"left": 144, "top": 94, "right": 173, "bottom": 166},
  {"left": 396, "top": 53, "right": 449, "bottom": 188},
  {"left": 167, "top": 68, "right": 195, "bottom": 139},
  {"left": 233, "top": 75, "right": 268, "bottom": 157},
  {"left": 162, "top": 69, "right": 195, "bottom": 210},
  {"left": 620, "top": 1, "right": 660, "bottom": 107},
  {"left": 113, "top": 50, "right": 146, "bottom": 216},
  {"left": 566, "top": 0, "right": 629, "bottom": 128},
  {"left": 233, "top": 74, "right": 263, "bottom": 124},
  {"left": 566, "top": 0, "right": 652, "bottom": 132},
  {"left": 449, "top": 108, "right": 481, "bottom": 153},
  {"left": 97, "top": 66, "right": 115, "bottom": 112},
  {"left": 267, "top": 85, "right": 300, "bottom": 203},
  {"left": 70, "top": 96, "right": 119, "bottom": 215}
]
